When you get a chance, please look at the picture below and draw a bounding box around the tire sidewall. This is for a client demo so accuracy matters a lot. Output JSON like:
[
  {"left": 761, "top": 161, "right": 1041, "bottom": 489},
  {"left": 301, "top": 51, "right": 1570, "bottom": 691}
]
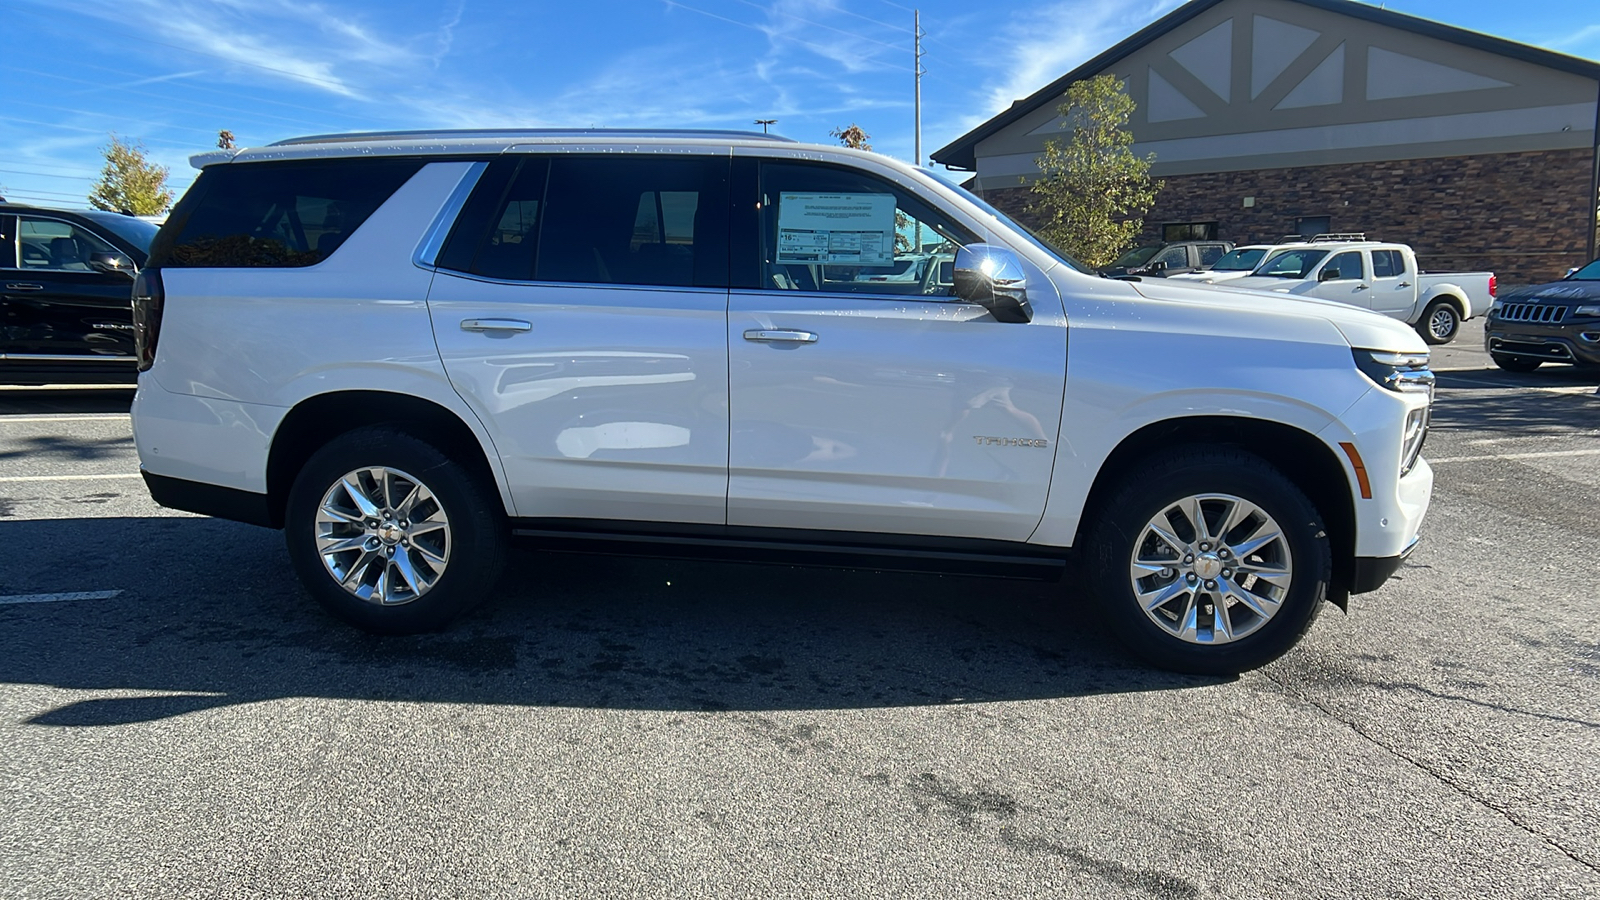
[
  {"left": 1087, "top": 452, "right": 1330, "bottom": 675},
  {"left": 284, "top": 428, "right": 505, "bottom": 634},
  {"left": 1420, "top": 301, "right": 1459, "bottom": 345}
]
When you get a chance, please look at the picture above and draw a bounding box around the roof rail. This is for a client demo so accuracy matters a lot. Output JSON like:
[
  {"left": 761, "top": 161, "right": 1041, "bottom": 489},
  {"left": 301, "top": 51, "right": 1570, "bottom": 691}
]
[
  {"left": 1310, "top": 233, "right": 1368, "bottom": 242},
  {"left": 268, "top": 128, "right": 799, "bottom": 147}
]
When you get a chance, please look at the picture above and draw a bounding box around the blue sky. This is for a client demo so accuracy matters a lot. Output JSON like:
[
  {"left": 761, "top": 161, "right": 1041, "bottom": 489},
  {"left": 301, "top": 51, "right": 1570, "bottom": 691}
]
[{"left": 2, "top": 0, "right": 1597, "bottom": 209}]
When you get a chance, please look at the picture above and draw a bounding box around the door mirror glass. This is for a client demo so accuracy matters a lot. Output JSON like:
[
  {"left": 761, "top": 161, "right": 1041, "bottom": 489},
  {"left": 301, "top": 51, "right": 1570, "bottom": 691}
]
[
  {"left": 88, "top": 251, "right": 136, "bottom": 276},
  {"left": 953, "top": 244, "right": 1032, "bottom": 324},
  {"left": 1318, "top": 266, "right": 1341, "bottom": 282}
]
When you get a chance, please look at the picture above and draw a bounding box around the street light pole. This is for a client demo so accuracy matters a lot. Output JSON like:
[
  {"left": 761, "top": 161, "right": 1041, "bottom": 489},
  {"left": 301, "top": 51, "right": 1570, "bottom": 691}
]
[{"left": 754, "top": 119, "right": 777, "bottom": 134}]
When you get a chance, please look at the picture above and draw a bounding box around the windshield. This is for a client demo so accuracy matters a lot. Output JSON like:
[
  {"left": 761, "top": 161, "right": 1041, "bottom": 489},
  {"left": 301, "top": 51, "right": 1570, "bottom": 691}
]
[
  {"left": 79, "top": 212, "right": 159, "bottom": 252},
  {"left": 1569, "top": 259, "right": 1600, "bottom": 280},
  {"left": 1254, "top": 248, "right": 1329, "bottom": 279},
  {"left": 1211, "top": 248, "right": 1266, "bottom": 271},
  {"left": 1110, "top": 245, "right": 1160, "bottom": 269},
  {"left": 934, "top": 174, "right": 1095, "bottom": 274}
]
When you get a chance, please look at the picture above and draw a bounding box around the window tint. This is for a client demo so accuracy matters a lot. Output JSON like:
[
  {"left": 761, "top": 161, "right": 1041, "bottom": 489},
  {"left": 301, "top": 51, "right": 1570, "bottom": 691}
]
[
  {"left": 17, "top": 217, "right": 117, "bottom": 271},
  {"left": 1211, "top": 248, "right": 1265, "bottom": 271},
  {"left": 1325, "top": 251, "right": 1364, "bottom": 280},
  {"left": 1197, "top": 244, "right": 1227, "bottom": 266},
  {"left": 758, "top": 161, "right": 978, "bottom": 297},
  {"left": 1256, "top": 249, "right": 1329, "bottom": 278},
  {"left": 151, "top": 159, "right": 424, "bottom": 268},
  {"left": 0, "top": 216, "right": 16, "bottom": 268},
  {"left": 1154, "top": 246, "right": 1189, "bottom": 268},
  {"left": 1371, "top": 249, "right": 1404, "bottom": 278},
  {"left": 536, "top": 156, "right": 728, "bottom": 288},
  {"left": 460, "top": 158, "right": 548, "bottom": 281}
]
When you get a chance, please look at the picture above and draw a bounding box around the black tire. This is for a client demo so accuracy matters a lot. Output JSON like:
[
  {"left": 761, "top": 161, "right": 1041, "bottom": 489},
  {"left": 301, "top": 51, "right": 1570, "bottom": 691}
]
[
  {"left": 1491, "top": 353, "right": 1542, "bottom": 373},
  {"left": 1083, "top": 447, "right": 1331, "bottom": 675},
  {"left": 284, "top": 426, "right": 507, "bottom": 634},
  {"left": 1416, "top": 300, "right": 1461, "bottom": 345}
]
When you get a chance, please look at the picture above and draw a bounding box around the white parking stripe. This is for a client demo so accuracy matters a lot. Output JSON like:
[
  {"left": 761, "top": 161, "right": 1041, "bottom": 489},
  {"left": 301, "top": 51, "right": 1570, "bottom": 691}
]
[
  {"left": 1429, "top": 448, "right": 1600, "bottom": 464},
  {"left": 0, "top": 473, "right": 142, "bottom": 483},
  {"left": 0, "top": 414, "right": 131, "bottom": 423},
  {"left": 0, "top": 590, "right": 124, "bottom": 605}
]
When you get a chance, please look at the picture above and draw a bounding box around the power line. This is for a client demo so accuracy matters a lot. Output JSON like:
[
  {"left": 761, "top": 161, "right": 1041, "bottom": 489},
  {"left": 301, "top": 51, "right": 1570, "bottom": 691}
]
[{"left": 0, "top": 168, "right": 96, "bottom": 181}]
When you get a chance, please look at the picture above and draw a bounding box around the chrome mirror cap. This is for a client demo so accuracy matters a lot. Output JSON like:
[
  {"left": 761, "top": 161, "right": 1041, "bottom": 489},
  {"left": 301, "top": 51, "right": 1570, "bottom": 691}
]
[{"left": 953, "top": 243, "right": 1033, "bottom": 324}]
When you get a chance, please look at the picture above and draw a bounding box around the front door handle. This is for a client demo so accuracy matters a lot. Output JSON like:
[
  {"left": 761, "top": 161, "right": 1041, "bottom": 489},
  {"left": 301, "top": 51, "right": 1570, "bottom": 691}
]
[
  {"left": 743, "top": 329, "right": 818, "bottom": 344},
  {"left": 5, "top": 283, "right": 44, "bottom": 291},
  {"left": 460, "top": 318, "right": 532, "bottom": 333},
  {"left": 1398, "top": 281, "right": 1412, "bottom": 288},
  {"left": 1354, "top": 284, "right": 1369, "bottom": 291}
]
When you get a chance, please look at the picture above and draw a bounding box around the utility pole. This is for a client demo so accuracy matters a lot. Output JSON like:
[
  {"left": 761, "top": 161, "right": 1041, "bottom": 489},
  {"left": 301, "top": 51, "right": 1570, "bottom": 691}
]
[{"left": 914, "top": 10, "right": 924, "bottom": 168}]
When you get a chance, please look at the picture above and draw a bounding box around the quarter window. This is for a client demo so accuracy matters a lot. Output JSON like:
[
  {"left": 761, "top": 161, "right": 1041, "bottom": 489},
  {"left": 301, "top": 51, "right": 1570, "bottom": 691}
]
[{"left": 757, "top": 161, "right": 979, "bottom": 297}]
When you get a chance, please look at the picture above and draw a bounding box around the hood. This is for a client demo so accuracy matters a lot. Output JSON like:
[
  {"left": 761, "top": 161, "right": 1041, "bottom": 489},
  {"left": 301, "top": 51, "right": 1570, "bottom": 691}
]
[
  {"left": 1129, "top": 279, "right": 1429, "bottom": 354},
  {"left": 1167, "top": 270, "right": 1254, "bottom": 284},
  {"left": 1498, "top": 280, "right": 1600, "bottom": 303}
]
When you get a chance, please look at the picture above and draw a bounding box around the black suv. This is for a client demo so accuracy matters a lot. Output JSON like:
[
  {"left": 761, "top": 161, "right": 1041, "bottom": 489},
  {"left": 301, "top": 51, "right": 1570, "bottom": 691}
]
[
  {"left": 1484, "top": 258, "right": 1600, "bottom": 372},
  {"left": 1, "top": 203, "right": 157, "bottom": 384},
  {"left": 1098, "top": 240, "right": 1234, "bottom": 278}
]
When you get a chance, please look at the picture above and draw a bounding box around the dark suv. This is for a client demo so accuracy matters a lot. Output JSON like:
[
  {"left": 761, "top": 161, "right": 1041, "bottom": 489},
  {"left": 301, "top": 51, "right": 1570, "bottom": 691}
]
[
  {"left": 1098, "top": 240, "right": 1234, "bottom": 278},
  {"left": 1484, "top": 258, "right": 1600, "bottom": 372},
  {"left": 1, "top": 203, "right": 157, "bottom": 384}
]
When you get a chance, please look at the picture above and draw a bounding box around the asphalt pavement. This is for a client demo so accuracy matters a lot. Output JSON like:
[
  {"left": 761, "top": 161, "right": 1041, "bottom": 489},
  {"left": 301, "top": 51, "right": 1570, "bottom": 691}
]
[{"left": 1, "top": 319, "right": 1597, "bottom": 898}]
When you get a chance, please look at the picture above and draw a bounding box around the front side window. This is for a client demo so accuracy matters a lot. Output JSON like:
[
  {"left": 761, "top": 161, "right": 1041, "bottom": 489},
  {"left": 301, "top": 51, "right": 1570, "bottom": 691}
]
[
  {"left": 152, "top": 158, "right": 424, "bottom": 268},
  {"left": 759, "top": 161, "right": 978, "bottom": 296},
  {"left": 0, "top": 216, "right": 16, "bottom": 268},
  {"left": 17, "top": 217, "right": 117, "bottom": 271},
  {"left": 1257, "top": 249, "right": 1329, "bottom": 278},
  {"left": 1324, "top": 251, "right": 1364, "bottom": 281},
  {"left": 1154, "top": 246, "right": 1189, "bottom": 268}
]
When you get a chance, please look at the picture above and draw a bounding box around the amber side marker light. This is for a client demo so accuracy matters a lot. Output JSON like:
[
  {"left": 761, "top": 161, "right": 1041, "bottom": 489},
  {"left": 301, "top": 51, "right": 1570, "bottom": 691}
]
[{"left": 1339, "top": 442, "right": 1373, "bottom": 499}]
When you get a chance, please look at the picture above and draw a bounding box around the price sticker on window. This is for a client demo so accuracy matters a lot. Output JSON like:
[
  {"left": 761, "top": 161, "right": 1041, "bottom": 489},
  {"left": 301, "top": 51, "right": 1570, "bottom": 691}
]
[{"left": 776, "top": 193, "right": 897, "bottom": 266}]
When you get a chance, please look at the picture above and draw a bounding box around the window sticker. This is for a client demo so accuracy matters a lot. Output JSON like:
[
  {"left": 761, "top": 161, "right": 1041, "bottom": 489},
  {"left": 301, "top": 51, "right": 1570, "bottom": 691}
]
[{"left": 776, "top": 192, "right": 897, "bottom": 266}]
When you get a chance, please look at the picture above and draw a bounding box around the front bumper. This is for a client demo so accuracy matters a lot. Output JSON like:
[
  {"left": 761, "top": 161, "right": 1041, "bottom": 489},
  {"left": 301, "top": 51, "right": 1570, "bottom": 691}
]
[
  {"left": 1351, "top": 537, "right": 1420, "bottom": 594},
  {"left": 1484, "top": 318, "right": 1600, "bottom": 366}
]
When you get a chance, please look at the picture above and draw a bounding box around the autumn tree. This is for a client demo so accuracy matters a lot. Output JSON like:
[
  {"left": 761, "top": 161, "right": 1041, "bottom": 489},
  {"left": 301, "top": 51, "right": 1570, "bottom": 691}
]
[
  {"left": 1026, "top": 74, "right": 1161, "bottom": 268},
  {"left": 828, "top": 123, "right": 920, "bottom": 252},
  {"left": 830, "top": 124, "right": 871, "bottom": 151},
  {"left": 217, "top": 130, "right": 236, "bottom": 150},
  {"left": 88, "top": 135, "right": 172, "bottom": 216}
]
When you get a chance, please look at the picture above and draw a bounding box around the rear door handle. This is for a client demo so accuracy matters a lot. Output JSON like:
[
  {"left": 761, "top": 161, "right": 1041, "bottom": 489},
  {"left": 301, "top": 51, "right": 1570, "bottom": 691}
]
[
  {"left": 743, "top": 329, "right": 818, "bottom": 344},
  {"left": 5, "top": 283, "right": 44, "bottom": 291},
  {"left": 460, "top": 318, "right": 532, "bottom": 333}
]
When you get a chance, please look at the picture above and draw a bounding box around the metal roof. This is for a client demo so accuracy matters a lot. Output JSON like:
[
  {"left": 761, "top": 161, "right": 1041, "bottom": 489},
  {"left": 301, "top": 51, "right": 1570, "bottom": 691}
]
[{"left": 931, "top": 0, "right": 1600, "bottom": 171}]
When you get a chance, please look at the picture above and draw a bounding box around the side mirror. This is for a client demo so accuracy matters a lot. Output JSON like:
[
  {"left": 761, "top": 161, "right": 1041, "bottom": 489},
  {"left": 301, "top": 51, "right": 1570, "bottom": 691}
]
[
  {"left": 952, "top": 244, "right": 1033, "bottom": 324},
  {"left": 89, "top": 252, "right": 136, "bottom": 277},
  {"left": 1318, "top": 267, "right": 1341, "bottom": 282},
  {"left": 1147, "top": 260, "right": 1167, "bottom": 273},
  {"left": 1565, "top": 267, "right": 1580, "bottom": 279}
]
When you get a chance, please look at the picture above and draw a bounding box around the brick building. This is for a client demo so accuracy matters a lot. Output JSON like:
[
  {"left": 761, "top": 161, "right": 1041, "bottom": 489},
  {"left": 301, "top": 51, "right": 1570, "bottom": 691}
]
[{"left": 931, "top": 0, "right": 1600, "bottom": 284}]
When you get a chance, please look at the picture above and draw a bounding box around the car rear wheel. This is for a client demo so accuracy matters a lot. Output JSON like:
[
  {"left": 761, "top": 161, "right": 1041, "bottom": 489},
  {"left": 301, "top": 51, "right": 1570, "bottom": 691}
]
[
  {"left": 285, "top": 426, "right": 506, "bottom": 634},
  {"left": 1491, "top": 353, "right": 1542, "bottom": 373},
  {"left": 1084, "top": 447, "right": 1330, "bottom": 675},
  {"left": 1417, "top": 300, "right": 1460, "bottom": 345}
]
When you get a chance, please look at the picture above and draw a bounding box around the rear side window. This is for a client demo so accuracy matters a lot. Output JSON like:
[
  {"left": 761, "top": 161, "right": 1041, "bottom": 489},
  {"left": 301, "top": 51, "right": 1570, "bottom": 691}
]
[
  {"left": 1197, "top": 244, "right": 1227, "bottom": 266},
  {"left": 439, "top": 155, "right": 729, "bottom": 288},
  {"left": 1371, "top": 249, "right": 1405, "bottom": 278},
  {"left": 151, "top": 159, "right": 424, "bottom": 268}
]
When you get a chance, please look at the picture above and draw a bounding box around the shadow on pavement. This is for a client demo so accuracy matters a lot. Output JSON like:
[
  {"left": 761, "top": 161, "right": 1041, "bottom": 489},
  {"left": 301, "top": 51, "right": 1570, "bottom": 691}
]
[
  {"left": 0, "top": 517, "right": 1215, "bottom": 725},
  {"left": 1431, "top": 372, "right": 1600, "bottom": 436},
  {"left": 0, "top": 387, "right": 135, "bottom": 416}
]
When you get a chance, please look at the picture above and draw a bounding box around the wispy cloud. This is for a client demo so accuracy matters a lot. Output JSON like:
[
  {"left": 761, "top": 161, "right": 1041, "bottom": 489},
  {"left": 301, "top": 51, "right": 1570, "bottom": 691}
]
[{"left": 1544, "top": 23, "right": 1600, "bottom": 54}]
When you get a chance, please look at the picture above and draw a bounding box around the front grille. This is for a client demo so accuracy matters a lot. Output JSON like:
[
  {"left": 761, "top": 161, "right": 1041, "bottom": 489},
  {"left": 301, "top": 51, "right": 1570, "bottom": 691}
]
[{"left": 1497, "top": 303, "right": 1567, "bottom": 323}]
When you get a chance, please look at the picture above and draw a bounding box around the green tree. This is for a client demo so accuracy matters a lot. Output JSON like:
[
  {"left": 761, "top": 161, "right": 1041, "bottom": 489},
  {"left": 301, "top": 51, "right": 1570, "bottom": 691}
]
[
  {"left": 88, "top": 135, "right": 172, "bottom": 216},
  {"left": 1026, "top": 74, "right": 1161, "bottom": 268}
]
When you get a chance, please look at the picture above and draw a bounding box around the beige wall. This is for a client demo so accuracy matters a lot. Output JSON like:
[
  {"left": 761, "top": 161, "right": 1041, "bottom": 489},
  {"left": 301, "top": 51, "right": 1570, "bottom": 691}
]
[{"left": 973, "top": 0, "right": 1599, "bottom": 189}]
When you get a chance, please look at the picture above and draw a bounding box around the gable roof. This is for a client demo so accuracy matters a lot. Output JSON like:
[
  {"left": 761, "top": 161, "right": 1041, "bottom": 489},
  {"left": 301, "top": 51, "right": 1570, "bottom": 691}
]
[{"left": 931, "top": 0, "right": 1600, "bottom": 170}]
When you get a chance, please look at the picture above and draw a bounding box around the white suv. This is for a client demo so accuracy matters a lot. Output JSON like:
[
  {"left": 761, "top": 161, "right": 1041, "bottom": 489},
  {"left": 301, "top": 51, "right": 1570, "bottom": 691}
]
[{"left": 129, "top": 129, "right": 1435, "bottom": 674}]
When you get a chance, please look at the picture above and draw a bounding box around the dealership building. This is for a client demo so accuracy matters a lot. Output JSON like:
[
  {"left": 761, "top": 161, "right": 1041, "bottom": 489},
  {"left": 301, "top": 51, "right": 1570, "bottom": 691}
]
[{"left": 932, "top": 0, "right": 1600, "bottom": 283}]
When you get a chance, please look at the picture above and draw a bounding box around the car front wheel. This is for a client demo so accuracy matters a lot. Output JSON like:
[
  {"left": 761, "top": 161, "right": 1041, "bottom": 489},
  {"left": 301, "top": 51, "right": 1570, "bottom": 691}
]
[
  {"left": 284, "top": 427, "right": 507, "bottom": 634},
  {"left": 1085, "top": 448, "right": 1330, "bottom": 674}
]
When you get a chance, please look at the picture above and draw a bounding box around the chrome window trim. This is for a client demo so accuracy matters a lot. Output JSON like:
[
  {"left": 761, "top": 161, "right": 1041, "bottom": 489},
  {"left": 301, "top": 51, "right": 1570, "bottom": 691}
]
[
  {"left": 412, "top": 161, "right": 490, "bottom": 271},
  {"left": 431, "top": 268, "right": 730, "bottom": 296},
  {"left": 1, "top": 353, "right": 137, "bottom": 362},
  {"left": 731, "top": 288, "right": 976, "bottom": 306}
]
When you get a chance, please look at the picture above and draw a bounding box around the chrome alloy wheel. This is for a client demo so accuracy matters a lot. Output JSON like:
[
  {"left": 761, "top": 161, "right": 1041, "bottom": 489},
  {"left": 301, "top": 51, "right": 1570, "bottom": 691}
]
[
  {"left": 1428, "top": 306, "right": 1457, "bottom": 340},
  {"left": 315, "top": 466, "right": 451, "bottom": 606},
  {"left": 1128, "top": 493, "right": 1294, "bottom": 644}
]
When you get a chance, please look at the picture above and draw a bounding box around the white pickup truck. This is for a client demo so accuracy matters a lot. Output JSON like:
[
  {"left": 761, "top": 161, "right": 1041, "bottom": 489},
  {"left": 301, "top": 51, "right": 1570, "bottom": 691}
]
[{"left": 1225, "top": 240, "right": 1495, "bottom": 344}]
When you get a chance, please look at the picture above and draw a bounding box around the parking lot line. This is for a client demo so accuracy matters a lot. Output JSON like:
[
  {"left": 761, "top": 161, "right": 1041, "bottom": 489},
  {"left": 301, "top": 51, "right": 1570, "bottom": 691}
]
[
  {"left": 0, "top": 473, "right": 143, "bottom": 483},
  {"left": 1428, "top": 448, "right": 1600, "bottom": 464},
  {"left": 0, "top": 590, "right": 123, "bottom": 605}
]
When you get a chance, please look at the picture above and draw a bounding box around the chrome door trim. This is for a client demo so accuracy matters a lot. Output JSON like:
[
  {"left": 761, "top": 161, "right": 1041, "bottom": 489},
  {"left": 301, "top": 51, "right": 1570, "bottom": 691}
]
[
  {"left": 412, "top": 160, "right": 490, "bottom": 271},
  {"left": 459, "top": 318, "right": 533, "bottom": 333},
  {"left": 5, "top": 283, "right": 45, "bottom": 291},
  {"left": 2, "top": 353, "right": 137, "bottom": 362},
  {"left": 742, "top": 329, "right": 818, "bottom": 343}
]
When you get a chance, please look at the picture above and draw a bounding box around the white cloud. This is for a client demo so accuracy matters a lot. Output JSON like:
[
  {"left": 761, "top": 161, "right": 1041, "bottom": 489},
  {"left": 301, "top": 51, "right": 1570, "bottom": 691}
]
[{"left": 1544, "top": 23, "right": 1600, "bottom": 53}]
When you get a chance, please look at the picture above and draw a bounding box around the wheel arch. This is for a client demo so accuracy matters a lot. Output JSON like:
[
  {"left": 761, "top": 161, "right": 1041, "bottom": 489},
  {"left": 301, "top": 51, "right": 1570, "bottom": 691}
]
[
  {"left": 1074, "top": 415, "right": 1357, "bottom": 607},
  {"left": 1419, "top": 289, "right": 1468, "bottom": 321},
  {"left": 265, "top": 390, "right": 506, "bottom": 528}
]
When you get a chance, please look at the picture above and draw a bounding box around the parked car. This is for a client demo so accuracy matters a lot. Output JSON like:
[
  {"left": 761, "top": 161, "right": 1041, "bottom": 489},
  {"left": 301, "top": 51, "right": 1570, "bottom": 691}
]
[
  {"left": 1482, "top": 257, "right": 1600, "bottom": 372},
  {"left": 131, "top": 129, "right": 1435, "bottom": 675},
  {"left": 1165, "top": 245, "right": 1275, "bottom": 284},
  {"left": 1097, "top": 239, "right": 1234, "bottom": 278},
  {"left": 1225, "top": 237, "right": 1494, "bottom": 344},
  {"left": 0, "top": 203, "right": 157, "bottom": 384}
]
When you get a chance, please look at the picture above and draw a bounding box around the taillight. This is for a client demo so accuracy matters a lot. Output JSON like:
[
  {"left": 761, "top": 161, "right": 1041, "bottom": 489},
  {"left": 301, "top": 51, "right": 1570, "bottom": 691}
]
[
  {"left": 1488, "top": 274, "right": 1497, "bottom": 298},
  {"left": 131, "top": 269, "right": 164, "bottom": 372}
]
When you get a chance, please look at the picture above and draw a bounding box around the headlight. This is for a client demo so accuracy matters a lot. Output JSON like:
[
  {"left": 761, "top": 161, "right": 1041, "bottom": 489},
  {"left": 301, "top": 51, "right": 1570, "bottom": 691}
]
[
  {"left": 1576, "top": 305, "right": 1600, "bottom": 316},
  {"left": 1401, "top": 406, "right": 1429, "bottom": 476},
  {"left": 1353, "top": 349, "right": 1435, "bottom": 394}
]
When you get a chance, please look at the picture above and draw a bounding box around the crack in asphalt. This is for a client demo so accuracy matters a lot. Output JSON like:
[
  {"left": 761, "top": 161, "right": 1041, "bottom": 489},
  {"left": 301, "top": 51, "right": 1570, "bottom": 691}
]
[{"left": 1260, "top": 670, "right": 1600, "bottom": 877}]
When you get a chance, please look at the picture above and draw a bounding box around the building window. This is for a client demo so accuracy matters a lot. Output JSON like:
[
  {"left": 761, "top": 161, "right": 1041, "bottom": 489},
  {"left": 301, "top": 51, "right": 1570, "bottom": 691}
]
[
  {"left": 1163, "top": 222, "right": 1218, "bottom": 241},
  {"left": 1295, "top": 216, "right": 1332, "bottom": 239}
]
